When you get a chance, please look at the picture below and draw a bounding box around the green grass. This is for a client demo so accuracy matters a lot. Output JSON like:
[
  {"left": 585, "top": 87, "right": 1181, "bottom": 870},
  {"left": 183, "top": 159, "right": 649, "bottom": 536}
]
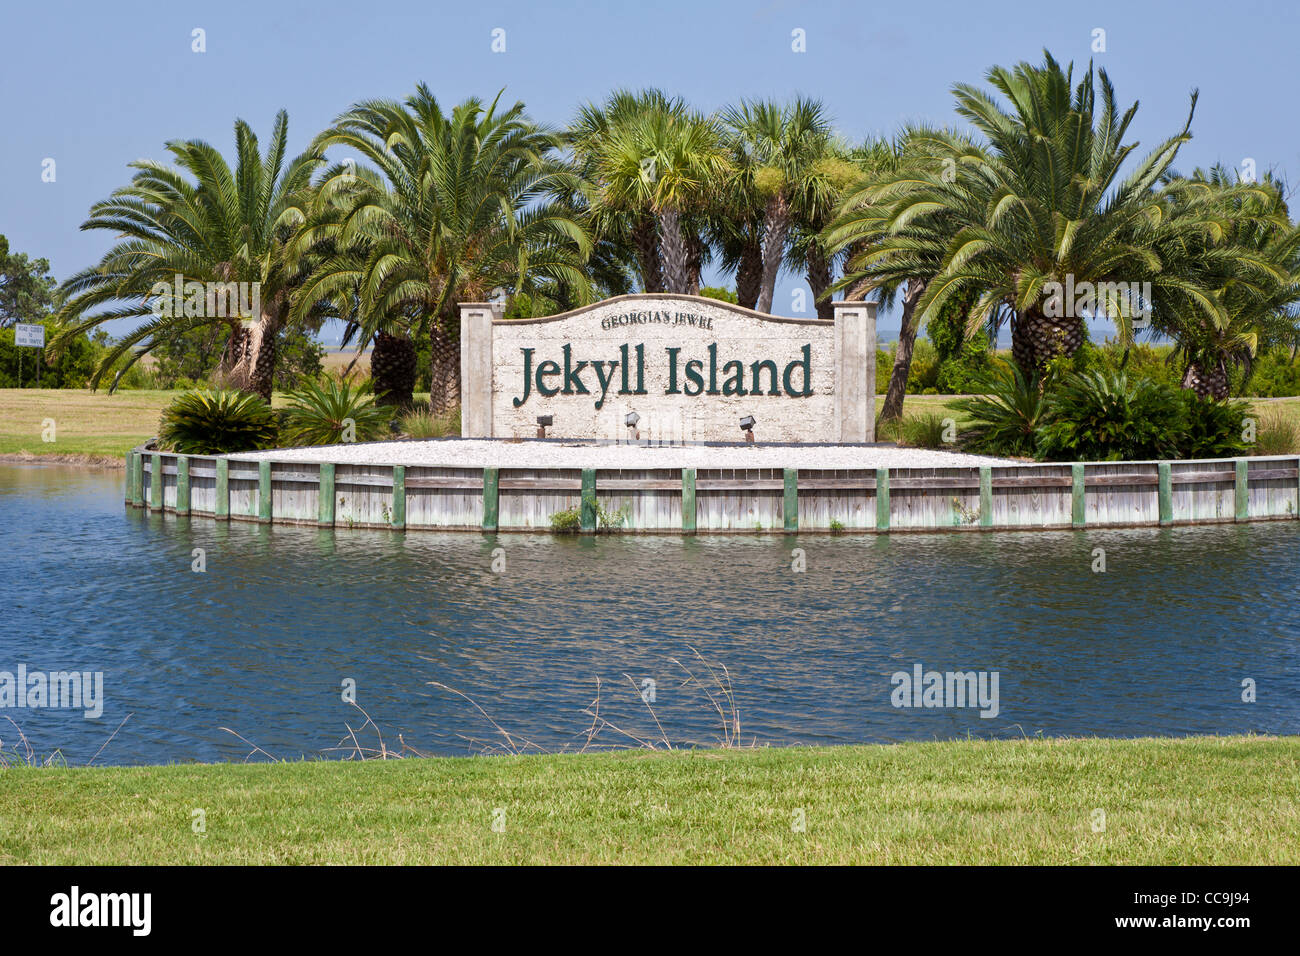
[{"left": 1, "top": 736, "right": 1295, "bottom": 864}]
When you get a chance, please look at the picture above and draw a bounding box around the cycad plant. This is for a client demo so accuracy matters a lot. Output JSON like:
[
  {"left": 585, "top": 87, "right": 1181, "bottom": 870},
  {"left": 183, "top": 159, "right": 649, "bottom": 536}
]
[
  {"left": 280, "top": 378, "right": 390, "bottom": 446},
  {"left": 1036, "top": 370, "right": 1184, "bottom": 461},
  {"left": 157, "top": 389, "right": 279, "bottom": 454},
  {"left": 951, "top": 363, "right": 1052, "bottom": 458}
]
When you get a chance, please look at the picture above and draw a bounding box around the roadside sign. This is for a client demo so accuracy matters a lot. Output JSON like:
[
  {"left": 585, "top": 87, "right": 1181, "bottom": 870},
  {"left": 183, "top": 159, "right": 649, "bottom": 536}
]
[{"left": 14, "top": 323, "right": 45, "bottom": 348}]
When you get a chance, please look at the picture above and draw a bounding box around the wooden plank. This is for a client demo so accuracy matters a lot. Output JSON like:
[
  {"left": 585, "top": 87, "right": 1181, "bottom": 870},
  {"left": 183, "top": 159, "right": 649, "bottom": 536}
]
[
  {"left": 580, "top": 468, "right": 597, "bottom": 533},
  {"left": 482, "top": 467, "right": 499, "bottom": 532},
  {"left": 498, "top": 477, "right": 584, "bottom": 490},
  {"left": 318, "top": 463, "right": 335, "bottom": 527},
  {"left": 694, "top": 479, "right": 786, "bottom": 491},
  {"left": 1083, "top": 474, "right": 1161, "bottom": 487},
  {"left": 783, "top": 468, "right": 798, "bottom": 532},
  {"left": 130, "top": 452, "right": 144, "bottom": 508},
  {"left": 1071, "top": 463, "right": 1085, "bottom": 528},
  {"left": 176, "top": 456, "right": 191, "bottom": 516},
  {"left": 150, "top": 454, "right": 163, "bottom": 511},
  {"left": 979, "top": 466, "right": 992, "bottom": 529},
  {"left": 258, "top": 460, "right": 272, "bottom": 524},
  {"left": 404, "top": 477, "right": 485, "bottom": 490},
  {"left": 1158, "top": 462, "right": 1173, "bottom": 525},
  {"left": 682, "top": 468, "right": 696, "bottom": 533},
  {"left": 876, "top": 468, "right": 890, "bottom": 531},
  {"left": 215, "top": 459, "right": 229, "bottom": 519},
  {"left": 596, "top": 478, "right": 682, "bottom": 491},
  {"left": 796, "top": 477, "right": 878, "bottom": 491},
  {"left": 123, "top": 451, "right": 134, "bottom": 504},
  {"left": 1235, "top": 458, "right": 1249, "bottom": 521},
  {"left": 389, "top": 465, "right": 405, "bottom": 530},
  {"left": 988, "top": 475, "right": 1073, "bottom": 488}
]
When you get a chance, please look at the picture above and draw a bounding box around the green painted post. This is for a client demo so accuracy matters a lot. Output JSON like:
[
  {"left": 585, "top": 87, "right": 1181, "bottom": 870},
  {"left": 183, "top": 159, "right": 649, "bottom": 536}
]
[
  {"left": 176, "top": 456, "right": 191, "bottom": 515},
  {"left": 124, "top": 451, "right": 134, "bottom": 504},
  {"left": 215, "top": 459, "right": 229, "bottom": 520},
  {"left": 1071, "top": 463, "right": 1086, "bottom": 529},
  {"left": 258, "top": 460, "right": 272, "bottom": 524},
  {"left": 1158, "top": 462, "right": 1173, "bottom": 525},
  {"left": 875, "top": 468, "right": 890, "bottom": 532},
  {"left": 979, "top": 466, "right": 992, "bottom": 529},
  {"left": 783, "top": 468, "right": 798, "bottom": 532},
  {"left": 580, "top": 468, "right": 597, "bottom": 533},
  {"left": 130, "top": 452, "right": 144, "bottom": 508},
  {"left": 318, "top": 462, "right": 335, "bottom": 527},
  {"left": 681, "top": 468, "right": 696, "bottom": 534},
  {"left": 482, "top": 467, "right": 499, "bottom": 532},
  {"left": 390, "top": 465, "right": 406, "bottom": 530},
  {"left": 1235, "top": 458, "right": 1249, "bottom": 521},
  {"left": 150, "top": 454, "right": 163, "bottom": 511}
]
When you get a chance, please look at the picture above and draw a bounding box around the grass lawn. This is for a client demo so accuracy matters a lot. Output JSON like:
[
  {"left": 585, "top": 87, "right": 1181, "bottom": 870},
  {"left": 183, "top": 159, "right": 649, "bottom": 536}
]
[{"left": 1, "top": 736, "right": 1295, "bottom": 865}]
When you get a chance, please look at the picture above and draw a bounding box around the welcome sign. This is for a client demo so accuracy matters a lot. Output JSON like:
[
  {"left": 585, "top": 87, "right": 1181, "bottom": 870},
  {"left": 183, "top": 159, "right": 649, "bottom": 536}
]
[{"left": 460, "top": 294, "right": 876, "bottom": 443}]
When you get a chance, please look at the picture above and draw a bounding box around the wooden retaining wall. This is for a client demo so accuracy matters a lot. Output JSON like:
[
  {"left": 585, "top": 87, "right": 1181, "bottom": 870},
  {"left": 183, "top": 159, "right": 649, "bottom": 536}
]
[{"left": 125, "top": 447, "right": 1300, "bottom": 534}]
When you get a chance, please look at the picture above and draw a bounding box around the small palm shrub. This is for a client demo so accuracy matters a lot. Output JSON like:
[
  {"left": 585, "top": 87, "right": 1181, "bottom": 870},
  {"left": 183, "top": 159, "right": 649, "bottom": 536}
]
[
  {"left": 952, "top": 363, "right": 1050, "bottom": 458},
  {"left": 1246, "top": 406, "right": 1300, "bottom": 456},
  {"left": 398, "top": 402, "right": 461, "bottom": 439},
  {"left": 1036, "top": 370, "right": 1183, "bottom": 461},
  {"left": 885, "top": 412, "right": 950, "bottom": 449},
  {"left": 280, "top": 378, "right": 391, "bottom": 446},
  {"left": 157, "top": 389, "right": 278, "bottom": 454},
  {"left": 1178, "top": 396, "right": 1250, "bottom": 459}
]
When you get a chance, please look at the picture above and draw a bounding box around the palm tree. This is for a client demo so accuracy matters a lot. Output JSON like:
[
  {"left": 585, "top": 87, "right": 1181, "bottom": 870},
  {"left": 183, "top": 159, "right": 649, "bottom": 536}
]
[
  {"left": 595, "top": 108, "right": 728, "bottom": 294},
  {"left": 50, "top": 111, "right": 323, "bottom": 399},
  {"left": 723, "top": 98, "right": 833, "bottom": 313},
  {"left": 1154, "top": 166, "right": 1299, "bottom": 397},
  {"left": 303, "top": 86, "right": 592, "bottom": 413},
  {"left": 825, "top": 130, "right": 963, "bottom": 421}
]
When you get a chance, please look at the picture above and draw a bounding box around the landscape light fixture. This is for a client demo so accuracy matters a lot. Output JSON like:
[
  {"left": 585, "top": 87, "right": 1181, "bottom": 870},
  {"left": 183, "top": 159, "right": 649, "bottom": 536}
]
[
  {"left": 536, "top": 414, "right": 553, "bottom": 439},
  {"left": 740, "top": 415, "right": 756, "bottom": 443},
  {"left": 625, "top": 411, "right": 640, "bottom": 442}
]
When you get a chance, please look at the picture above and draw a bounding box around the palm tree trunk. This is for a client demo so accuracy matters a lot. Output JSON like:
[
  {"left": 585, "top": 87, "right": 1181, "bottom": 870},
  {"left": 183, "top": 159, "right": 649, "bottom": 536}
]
[
  {"left": 805, "top": 243, "right": 833, "bottom": 320},
  {"left": 756, "top": 193, "right": 790, "bottom": 314},
  {"left": 658, "top": 208, "right": 690, "bottom": 294},
  {"left": 879, "top": 278, "right": 926, "bottom": 424},
  {"left": 632, "top": 216, "right": 663, "bottom": 293},
  {"left": 230, "top": 308, "right": 280, "bottom": 402},
  {"left": 370, "top": 330, "right": 417, "bottom": 408},
  {"left": 736, "top": 238, "right": 762, "bottom": 309},
  {"left": 1011, "top": 307, "right": 1085, "bottom": 375},
  {"left": 429, "top": 306, "right": 460, "bottom": 414},
  {"left": 686, "top": 228, "right": 705, "bottom": 296},
  {"left": 1181, "top": 359, "right": 1230, "bottom": 399}
]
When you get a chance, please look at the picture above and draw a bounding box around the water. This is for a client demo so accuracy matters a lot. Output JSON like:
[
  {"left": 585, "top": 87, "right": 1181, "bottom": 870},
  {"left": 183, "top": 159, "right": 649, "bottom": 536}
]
[{"left": 1, "top": 464, "right": 1296, "bottom": 766}]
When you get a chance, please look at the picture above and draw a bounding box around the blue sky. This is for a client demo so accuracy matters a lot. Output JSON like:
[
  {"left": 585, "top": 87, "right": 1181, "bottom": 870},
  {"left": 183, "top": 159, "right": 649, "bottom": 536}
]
[{"left": 3, "top": 0, "right": 1297, "bottom": 342}]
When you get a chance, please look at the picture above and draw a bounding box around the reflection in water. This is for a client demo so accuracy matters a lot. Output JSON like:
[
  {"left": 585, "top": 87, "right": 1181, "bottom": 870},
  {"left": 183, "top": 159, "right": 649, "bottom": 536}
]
[{"left": 0, "top": 463, "right": 1296, "bottom": 766}]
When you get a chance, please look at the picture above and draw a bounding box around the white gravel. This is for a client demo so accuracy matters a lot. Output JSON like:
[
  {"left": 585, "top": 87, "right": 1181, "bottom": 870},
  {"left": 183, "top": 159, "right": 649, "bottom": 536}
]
[{"left": 240, "top": 439, "right": 1015, "bottom": 469}]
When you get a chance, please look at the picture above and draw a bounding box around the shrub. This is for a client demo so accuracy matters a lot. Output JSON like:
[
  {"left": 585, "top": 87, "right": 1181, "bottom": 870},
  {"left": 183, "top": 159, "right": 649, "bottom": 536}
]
[
  {"left": 280, "top": 378, "right": 391, "bottom": 446},
  {"left": 889, "top": 412, "right": 950, "bottom": 449},
  {"left": 1035, "top": 370, "right": 1183, "bottom": 462},
  {"left": 952, "top": 363, "right": 1050, "bottom": 458},
  {"left": 1242, "top": 349, "right": 1300, "bottom": 397},
  {"left": 157, "top": 389, "right": 278, "bottom": 454},
  {"left": 398, "top": 402, "right": 462, "bottom": 439},
  {"left": 1246, "top": 406, "right": 1300, "bottom": 456},
  {"left": 1178, "top": 396, "right": 1250, "bottom": 459},
  {"left": 549, "top": 506, "right": 581, "bottom": 533}
]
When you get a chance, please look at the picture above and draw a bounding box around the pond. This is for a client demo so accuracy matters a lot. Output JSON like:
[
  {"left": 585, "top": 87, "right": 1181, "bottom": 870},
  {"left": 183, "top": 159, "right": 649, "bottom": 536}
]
[{"left": 1, "top": 463, "right": 1296, "bottom": 766}]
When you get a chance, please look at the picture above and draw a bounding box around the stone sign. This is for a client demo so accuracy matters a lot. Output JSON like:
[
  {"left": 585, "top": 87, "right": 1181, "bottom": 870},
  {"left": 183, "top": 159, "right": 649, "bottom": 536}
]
[{"left": 460, "top": 294, "right": 875, "bottom": 443}]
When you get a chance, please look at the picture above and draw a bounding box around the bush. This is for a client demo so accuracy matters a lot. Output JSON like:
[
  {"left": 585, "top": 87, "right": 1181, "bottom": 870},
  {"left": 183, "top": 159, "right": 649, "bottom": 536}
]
[
  {"left": 885, "top": 412, "right": 951, "bottom": 449},
  {"left": 550, "top": 506, "right": 581, "bottom": 533},
  {"left": 952, "top": 363, "right": 1050, "bottom": 458},
  {"left": 157, "top": 389, "right": 279, "bottom": 454},
  {"left": 1243, "top": 349, "right": 1300, "bottom": 397},
  {"left": 280, "top": 378, "right": 391, "bottom": 446},
  {"left": 1036, "top": 370, "right": 1183, "bottom": 462},
  {"left": 1246, "top": 406, "right": 1300, "bottom": 456},
  {"left": 1178, "top": 396, "right": 1250, "bottom": 459},
  {"left": 398, "top": 402, "right": 460, "bottom": 439}
]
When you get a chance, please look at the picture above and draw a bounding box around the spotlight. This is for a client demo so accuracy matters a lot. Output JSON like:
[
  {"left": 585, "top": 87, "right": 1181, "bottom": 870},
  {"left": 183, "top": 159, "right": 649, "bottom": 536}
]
[
  {"left": 536, "top": 414, "right": 553, "bottom": 438},
  {"left": 625, "top": 411, "right": 640, "bottom": 442},
  {"left": 740, "top": 415, "right": 756, "bottom": 443}
]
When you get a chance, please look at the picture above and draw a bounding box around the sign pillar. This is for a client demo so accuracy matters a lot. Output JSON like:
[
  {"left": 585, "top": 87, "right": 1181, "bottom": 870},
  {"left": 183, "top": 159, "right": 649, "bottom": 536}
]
[
  {"left": 459, "top": 303, "right": 495, "bottom": 438},
  {"left": 833, "top": 301, "right": 876, "bottom": 443}
]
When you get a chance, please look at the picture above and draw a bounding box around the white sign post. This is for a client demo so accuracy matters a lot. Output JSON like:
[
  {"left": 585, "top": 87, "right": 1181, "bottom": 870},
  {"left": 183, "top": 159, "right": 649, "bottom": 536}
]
[{"left": 14, "top": 323, "right": 46, "bottom": 387}]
